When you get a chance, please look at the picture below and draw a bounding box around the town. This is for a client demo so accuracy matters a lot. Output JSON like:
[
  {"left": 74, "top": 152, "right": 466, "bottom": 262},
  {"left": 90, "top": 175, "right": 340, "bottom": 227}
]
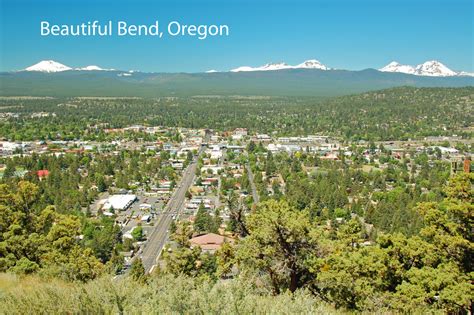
[
  {"left": 0, "top": 88, "right": 472, "bottom": 313},
  {"left": 1, "top": 122, "right": 471, "bottom": 274}
]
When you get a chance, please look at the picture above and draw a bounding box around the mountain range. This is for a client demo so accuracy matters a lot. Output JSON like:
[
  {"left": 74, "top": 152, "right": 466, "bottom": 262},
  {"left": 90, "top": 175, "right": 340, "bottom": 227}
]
[
  {"left": 17, "top": 59, "right": 474, "bottom": 77},
  {"left": 230, "top": 60, "right": 329, "bottom": 72},
  {"left": 0, "top": 59, "right": 472, "bottom": 97}
]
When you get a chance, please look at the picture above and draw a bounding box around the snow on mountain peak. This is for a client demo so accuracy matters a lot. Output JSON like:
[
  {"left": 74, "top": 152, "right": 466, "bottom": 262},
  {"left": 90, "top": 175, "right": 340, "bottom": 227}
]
[
  {"left": 458, "top": 71, "right": 474, "bottom": 77},
  {"left": 230, "top": 59, "right": 329, "bottom": 72},
  {"left": 260, "top": 62, "right": 291, "bottom": 70},
  {"left": 23, "top": 61, "right": 114, "bottom": 72},
  {"left": 25, "top": 60, "right": 72, "bottom": 73},
  {"left": 379, "top": 61, "right": 416, "bottom": 74},
  {"left": 296, "top": 59, "right": 329, "bottom": 70},
  {"left": 230, "top": 62, "right": 288, "bottom": 72},
  {"left": 77, "top": 65, "right": 104, "bottom": 71},
  {"left": 230, "top": 66, "right": 257, "bottom": 72},
  {"left": 20, "top": 59, "right": 470, "bottom": 77},
  {"left": 380, "top": 60, "right": 459, "bottom": 77},
  {"left": 414, "top": 60, "right": 457, "bottom": 77}
]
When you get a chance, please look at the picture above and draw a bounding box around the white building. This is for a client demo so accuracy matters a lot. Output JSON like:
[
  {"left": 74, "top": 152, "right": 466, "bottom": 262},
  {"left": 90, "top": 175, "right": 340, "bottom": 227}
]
[
  {"left": 256, "top": 134, "right": 271, "bottom": 141},
  {"left": 102, "top": 194, "right": 137, "bottom": 211},
  {"left": 210, "top": 145, "right": 223, "bottom": 160},
  {"left": 431, "top": 146, "right": 459, "bottom": 154},
  {"left": 139, "top": 203, "right": 153, "bottom": 210}
]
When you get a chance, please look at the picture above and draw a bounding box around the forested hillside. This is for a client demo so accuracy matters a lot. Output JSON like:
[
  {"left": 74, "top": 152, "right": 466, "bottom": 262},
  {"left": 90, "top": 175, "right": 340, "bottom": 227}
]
[
  {"left": 0, "top": 173, "right": 472, "bottom": 313},
  {"left": 1, "top": 87, "right": 473, "bottom": 141}
]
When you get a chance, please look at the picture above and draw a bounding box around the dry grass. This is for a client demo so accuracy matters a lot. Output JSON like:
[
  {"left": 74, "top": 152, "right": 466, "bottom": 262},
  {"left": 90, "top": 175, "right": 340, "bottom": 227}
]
[{"left": 0, "top": 273, "right": 340, "bottom": 315}]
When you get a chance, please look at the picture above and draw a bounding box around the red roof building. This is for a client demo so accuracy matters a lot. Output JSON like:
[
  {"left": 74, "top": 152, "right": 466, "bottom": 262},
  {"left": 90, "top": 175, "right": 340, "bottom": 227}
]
[
  {"left": 189, "top": 233, "right": 234, "bottom": 253},
  {"left": 37, "top": 170, "right": 49, "bottom": 178}
]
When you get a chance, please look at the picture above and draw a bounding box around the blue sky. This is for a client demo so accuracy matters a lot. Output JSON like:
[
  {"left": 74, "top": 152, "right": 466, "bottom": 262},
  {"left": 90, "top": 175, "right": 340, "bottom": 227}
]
[{"left": 0, "top": 0, "right": 472, "bottom": 72}]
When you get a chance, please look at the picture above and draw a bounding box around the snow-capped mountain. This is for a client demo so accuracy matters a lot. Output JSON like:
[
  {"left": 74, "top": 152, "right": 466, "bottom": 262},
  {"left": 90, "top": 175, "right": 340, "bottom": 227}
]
[
  {"left": 77, "top": 65, "right": 105, "bottom": 71},
  {"left": 77, "top": 65, "right": 116, "bottom": 71},
  {"left": 295, "top": 59, "right": 329, "bottom": 70},
  {"left": 25, "top": 60, "right": 72, "bottom": 73},
  {"left": 458, "top": 71, "right": 474, "bottom": 77},
  {"left": 231, "top": 62, "right": 291, "bottom": 72},
  {"left": 23, "top": 60, "right": 112, "bottom": 72},
  {"left": 379, "top": 61, "right": 416, "bottom": 75},
  {"left": 414, "top": 60, "right": 457, "bottom": 77},
  {"left": 230, "top": 59, "right": 330, "bottom": 72},
  {"left": 380, "top": 60, "right": 463, "bottom": 77}
]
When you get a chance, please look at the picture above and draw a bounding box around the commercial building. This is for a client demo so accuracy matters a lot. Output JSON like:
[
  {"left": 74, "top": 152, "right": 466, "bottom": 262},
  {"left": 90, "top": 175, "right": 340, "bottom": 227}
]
[{"left": 102, "top": 194, "right": 137, "bottom": 211}]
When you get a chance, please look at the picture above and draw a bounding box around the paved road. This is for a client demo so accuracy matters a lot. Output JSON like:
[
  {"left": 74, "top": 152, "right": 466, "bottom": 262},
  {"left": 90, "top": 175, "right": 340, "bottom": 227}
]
[
  {"left": 245, "top": 163, "right": 259, "bottom": 204},
  {"left": 215, "top": 148, "right": 226, "bottom": 209},
  {"left": 140, "top": 148, "right": 203, "bottom": 273}
]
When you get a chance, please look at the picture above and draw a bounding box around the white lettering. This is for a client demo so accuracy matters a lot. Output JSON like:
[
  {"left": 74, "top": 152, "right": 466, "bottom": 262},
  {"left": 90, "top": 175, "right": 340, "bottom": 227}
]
[
  {"left": 40, "top": 21, "right": 50, "bottom": 36},
  {"left": 117, "top": 21, "right": 127, "bottom": 36},
  {"left": 167, "top": 21, "right": 229, "bottom": 39}
]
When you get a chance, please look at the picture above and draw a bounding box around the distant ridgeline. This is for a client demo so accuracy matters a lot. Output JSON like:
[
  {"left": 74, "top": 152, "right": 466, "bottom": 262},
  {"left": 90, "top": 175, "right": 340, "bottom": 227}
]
[{"left": 0, "top": 69, "right": 473, "bottom": 97}]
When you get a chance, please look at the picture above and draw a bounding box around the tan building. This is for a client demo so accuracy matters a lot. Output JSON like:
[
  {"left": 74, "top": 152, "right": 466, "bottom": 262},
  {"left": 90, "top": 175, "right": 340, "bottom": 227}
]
[{"left": 189, "top": 233, "right": 234, "bottom": 253}]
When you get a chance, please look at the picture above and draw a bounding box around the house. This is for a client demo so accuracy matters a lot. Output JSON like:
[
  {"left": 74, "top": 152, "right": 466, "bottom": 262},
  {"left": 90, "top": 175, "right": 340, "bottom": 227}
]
[
  {"left": 36, "top": 169, "right": 49, "bottom": 179},
  {"left": 189, "top": 233, "right": 234, "bottom": 253}
]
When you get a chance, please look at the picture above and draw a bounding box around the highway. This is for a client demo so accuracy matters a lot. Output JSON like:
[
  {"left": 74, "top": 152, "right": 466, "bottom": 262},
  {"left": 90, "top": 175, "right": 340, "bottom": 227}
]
[{"left": 140, "top": 149, "right": 202, "bottom": 273}]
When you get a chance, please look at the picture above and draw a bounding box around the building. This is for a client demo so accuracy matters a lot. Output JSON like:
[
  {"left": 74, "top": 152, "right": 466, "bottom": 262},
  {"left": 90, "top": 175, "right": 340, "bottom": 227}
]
[
  {"left": 189, "top": 233, "right": 234, "bottom": 253},
  {"left": 232, "top": 128, "right": 248, "bottom": 140},
  {"left": 171, "top": 161, "right": 184, "bottom": 170},
  {"left": 36, "top": 169, "right": 49, "bottom": 179},
  {"left": 139, "top": 203, "right": 153, "bottom": 211},
  {"left": 141, "top": 214, "right": 151, "bottom": 223},
  {"left": 102, "top": 194, "right": 137, "bottom": 211},
  {"left": 431, "top": 146, "right": 459, "bottom": 155},
  {"left": 256, "top": 134, "right": 271, "bottom": 141},
  {"left": 210, "top": 145, "right": 223, "bottom": 160}
]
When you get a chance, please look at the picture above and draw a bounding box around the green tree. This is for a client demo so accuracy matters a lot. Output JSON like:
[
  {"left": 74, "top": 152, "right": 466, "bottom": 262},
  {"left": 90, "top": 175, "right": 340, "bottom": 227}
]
[
  {"left": 237, "top": 199, "right": 318, "bottom": 293},
  {"left": 131, "top": 225, "right": 144, "bottom": 241},
  {"left": 317, "top": 245, "right": 391, "bottom": 310},
  {"left": 129, "top": 258, "right": 146, "bottom": 282},
  {"left": 193, "top": 203, "right": 218, "bottom": 234},
  {"left": 216, "top": 242, "right": 235, "bottom": 278},
  {"left": 171, "top": 221, "right": 193, "bottom": 247}
]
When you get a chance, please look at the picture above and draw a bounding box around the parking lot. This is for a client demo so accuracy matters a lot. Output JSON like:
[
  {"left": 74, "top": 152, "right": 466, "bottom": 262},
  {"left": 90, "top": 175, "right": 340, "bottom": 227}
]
[{"left": 117, "top": 194, "right": 165, "bottom": 237}]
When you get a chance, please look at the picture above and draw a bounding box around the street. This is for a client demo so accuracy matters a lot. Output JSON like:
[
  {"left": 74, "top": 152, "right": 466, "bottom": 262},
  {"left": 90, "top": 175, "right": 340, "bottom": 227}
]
[
  {"left": 246, "top": 163, "right": 259, "bottom": 204},
  {"left": 140, "top": 148, "right": 203, "bottom": 273}
]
